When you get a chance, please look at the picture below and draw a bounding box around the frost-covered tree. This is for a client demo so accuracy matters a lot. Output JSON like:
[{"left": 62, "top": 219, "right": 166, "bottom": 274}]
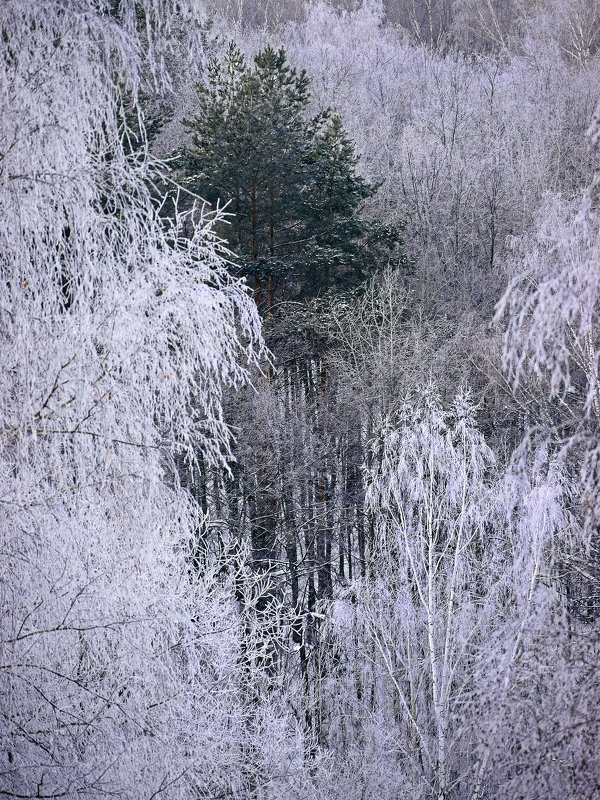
[
  {"left": 318, "top": 392, "right": 572, "bottom": 800},
  {"left": 0, "top": 3, "right": 324, "bottom": 798},
  {"left": 492, "top": 94, "right": 600, "bottom": 800},
  {"left": 280, "top": 2, "right": 598, "bottom": 318},
  {"left": 497, "top": 98, "right": 600, "bottom": 523}
]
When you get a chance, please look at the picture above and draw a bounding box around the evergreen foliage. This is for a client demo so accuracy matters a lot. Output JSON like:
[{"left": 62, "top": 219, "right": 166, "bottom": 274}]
[{"left": 182, "top": 43, "right": 402, "bottom": 313}]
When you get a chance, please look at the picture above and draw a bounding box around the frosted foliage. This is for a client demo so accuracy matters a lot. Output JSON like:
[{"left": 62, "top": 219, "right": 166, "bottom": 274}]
[
  {"left": 0, "top": 2, "right": 261, "bottom": 471},
  {"left": 282, "top": 4, "right": 598, "bottom": 309},
  {"left": 0, "top": 1, "right": 266, "bottom": 797},
  {"left": 496, "top": 100, "right": 600, "bottom": 518},
  {"left": 497, "top": 193, "right": 600, "bottom": 412},
  {"left": 331, "top": 392, "right": 570, "bottom": 799}
]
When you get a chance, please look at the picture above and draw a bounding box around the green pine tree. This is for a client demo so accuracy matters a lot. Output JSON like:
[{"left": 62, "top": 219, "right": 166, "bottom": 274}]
[{"left": 181, "top": 43, "right": 403, "bottom": 316}]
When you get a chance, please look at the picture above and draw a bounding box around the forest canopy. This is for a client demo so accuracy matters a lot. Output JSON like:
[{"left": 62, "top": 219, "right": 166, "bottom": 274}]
[{"left": 1, "top": 2, "right": 600, "bottom": 800}]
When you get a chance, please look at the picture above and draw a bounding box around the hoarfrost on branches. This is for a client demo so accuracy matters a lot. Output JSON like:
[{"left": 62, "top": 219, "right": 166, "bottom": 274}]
[
  {"left": 0, "top": 1, "right": 265, "bottom": 797},
  {"left": 3, "top": 2, "right": 600, "bottom": 798},
  {"left": 328, "top": 391, "right": 573, "bottom": 799},
  {"left": 496, "top": 97, "right": 600, "bottom": 524}
]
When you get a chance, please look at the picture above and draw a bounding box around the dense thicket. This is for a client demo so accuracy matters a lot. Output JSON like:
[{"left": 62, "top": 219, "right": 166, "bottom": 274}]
[{"left": 2, "top": 2, "right": 600, "bottom": 800}]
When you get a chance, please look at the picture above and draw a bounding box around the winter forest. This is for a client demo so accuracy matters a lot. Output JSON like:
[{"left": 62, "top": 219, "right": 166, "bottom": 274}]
[{"left": 2, "top": 0, "right": 600, "bottom": 798}]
